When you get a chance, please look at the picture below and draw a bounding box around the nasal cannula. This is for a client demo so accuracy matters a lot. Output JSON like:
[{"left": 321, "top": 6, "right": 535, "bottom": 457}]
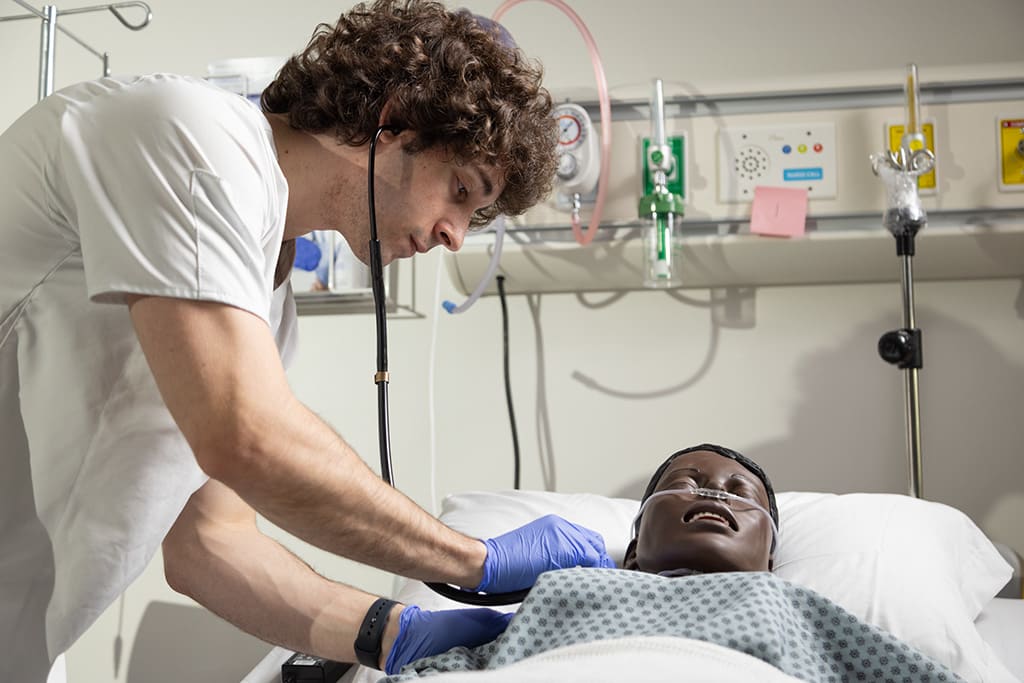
[{"left": 632, "top": 484, "right": 779, "bottom": 550}]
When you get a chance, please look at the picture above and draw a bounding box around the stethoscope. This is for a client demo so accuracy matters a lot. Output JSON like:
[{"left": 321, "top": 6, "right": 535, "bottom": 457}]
[{"left": 367, "top": 125, "right": 529, "bottom": 606}]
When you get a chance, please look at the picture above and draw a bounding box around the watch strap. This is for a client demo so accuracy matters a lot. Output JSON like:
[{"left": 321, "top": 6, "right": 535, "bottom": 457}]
[{"left": 353, "top": 597, "right": 398, "bottom": 669}]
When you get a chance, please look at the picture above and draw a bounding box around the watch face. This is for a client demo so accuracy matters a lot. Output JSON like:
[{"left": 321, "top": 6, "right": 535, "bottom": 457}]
[{"left": 556, "top": 112, "right": 583, "bottom": 149}]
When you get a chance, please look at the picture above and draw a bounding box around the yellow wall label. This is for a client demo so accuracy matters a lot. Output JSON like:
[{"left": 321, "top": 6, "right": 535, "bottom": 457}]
[
  {"left": 998, "top": 118, "right": 1024, "bottom": 188},
  {"left": 887, "top": 123, "right": 936, "bottom": 191}
]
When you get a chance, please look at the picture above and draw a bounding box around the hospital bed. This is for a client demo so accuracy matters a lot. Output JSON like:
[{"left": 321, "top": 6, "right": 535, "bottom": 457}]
[{"left": 247, "top": 489, "right": 1024, "bottom": 683}]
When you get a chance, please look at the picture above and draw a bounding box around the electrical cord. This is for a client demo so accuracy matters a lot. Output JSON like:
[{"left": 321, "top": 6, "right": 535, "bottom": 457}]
[
  {"left": 420, "top": 278, "right": 532, "bottom": 606},
  {"left": 496, "top": 275, "right": 521, "bottom": 490}
]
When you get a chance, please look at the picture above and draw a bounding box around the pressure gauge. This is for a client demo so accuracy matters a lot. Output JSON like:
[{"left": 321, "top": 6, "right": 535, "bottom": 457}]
[
  {"left": 552, "top": 102, "right": 599, "bottom": 195},
  {"left": 557, "top": 110, "right": 583, "bottom": 149},
  {"left": 556, "top": 153, "right": 578, "bottom": 180}
]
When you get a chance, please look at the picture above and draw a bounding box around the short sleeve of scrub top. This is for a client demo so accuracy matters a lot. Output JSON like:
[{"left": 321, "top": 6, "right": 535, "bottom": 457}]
[{"left": 57, "top": 75, "right": 287, "bottom": 324}]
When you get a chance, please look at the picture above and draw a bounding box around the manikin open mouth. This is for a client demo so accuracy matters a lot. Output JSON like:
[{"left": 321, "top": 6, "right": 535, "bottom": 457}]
[{"left": 683, "top": 504, "right": 737, "bottom": 530}]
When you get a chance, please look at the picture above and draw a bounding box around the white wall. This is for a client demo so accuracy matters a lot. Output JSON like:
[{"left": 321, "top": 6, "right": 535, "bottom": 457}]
[{"left": 3, "top": 1, "right": 1023, "bottom": 681}]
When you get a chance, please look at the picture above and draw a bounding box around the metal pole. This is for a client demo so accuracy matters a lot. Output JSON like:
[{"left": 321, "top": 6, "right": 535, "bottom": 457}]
[
  {"left": 38, "top": 4, "right": 57, "bottom": 100},
  {"left": 899, "top": 254, "right": 924, "bottom": 498}
]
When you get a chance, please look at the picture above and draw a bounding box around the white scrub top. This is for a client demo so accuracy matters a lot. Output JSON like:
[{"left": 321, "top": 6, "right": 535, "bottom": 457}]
[{"left": 0, "top": 74, "right": 296, "bottom": 682}]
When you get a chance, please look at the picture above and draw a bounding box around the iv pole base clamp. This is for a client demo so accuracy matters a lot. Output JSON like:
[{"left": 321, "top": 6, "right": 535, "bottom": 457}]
[{"left": 878, "top": 328, "right": 923, "bottom": 370}]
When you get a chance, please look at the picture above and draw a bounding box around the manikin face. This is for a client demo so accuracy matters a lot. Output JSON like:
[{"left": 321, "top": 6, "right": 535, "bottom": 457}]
[
  {"left": 344, "top": 136, "right": 505, "bottom": 266},
  {"left": 624, "top": 451, "right": 775, "bottom": 574}
]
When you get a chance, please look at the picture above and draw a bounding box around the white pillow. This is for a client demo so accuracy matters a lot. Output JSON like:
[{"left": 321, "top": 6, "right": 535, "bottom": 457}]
[
  {"left": 772, "top": 492, "right": 1014, "bottom": 683},
  {"left": 391, "top": 489, "right": 1014, "bottom": 683}
]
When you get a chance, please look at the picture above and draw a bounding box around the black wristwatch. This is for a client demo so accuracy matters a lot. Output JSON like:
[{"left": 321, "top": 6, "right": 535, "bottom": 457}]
[{"left": 353, "top": 598, "right": 398, "bottom": 669}]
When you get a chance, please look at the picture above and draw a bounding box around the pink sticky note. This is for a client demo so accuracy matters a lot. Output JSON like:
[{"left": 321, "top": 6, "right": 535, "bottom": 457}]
[{"left": 750, "top": 186, "right": 808, "bottom": 237}]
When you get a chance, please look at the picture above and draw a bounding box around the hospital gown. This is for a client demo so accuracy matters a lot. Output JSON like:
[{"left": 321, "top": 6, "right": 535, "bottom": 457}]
[{"left": 385, "top": 568, "right": 963, "bottom": 683}]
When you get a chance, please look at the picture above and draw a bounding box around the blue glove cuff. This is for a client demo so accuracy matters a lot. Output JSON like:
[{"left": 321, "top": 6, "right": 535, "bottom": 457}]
[
  {"left": 383, "top": 604, "right": 419, "bottom": 675},
  {"left": 473, "top": 538, "right": 500, "bottom": 593}
]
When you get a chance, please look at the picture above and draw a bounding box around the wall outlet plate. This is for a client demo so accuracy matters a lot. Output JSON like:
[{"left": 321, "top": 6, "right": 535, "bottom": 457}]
[
  {"left": 717, "top": 123, "right": 837, "bottom": 202},
  {"left": 997, "top": 115, "right": 1024, "bottom": 192},
  {"left": 640, "top": 134, "right": 687, "bottom": 202},
  {"left": 885, "top": 120, "right": 938, "bottom": 195}
]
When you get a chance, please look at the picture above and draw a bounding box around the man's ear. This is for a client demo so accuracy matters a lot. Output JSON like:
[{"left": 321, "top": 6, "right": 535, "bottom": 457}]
[
  {"left": 377, "top": 99, "right": 393, "bottom": 127},
  {"left": 377, "top": 100, "right": 402, "bottom": 136},
  {"left": 622, "top": 538, "right": 639, "bottom": 570}
]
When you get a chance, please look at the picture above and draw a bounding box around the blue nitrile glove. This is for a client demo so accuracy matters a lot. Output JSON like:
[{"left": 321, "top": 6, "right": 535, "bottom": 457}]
[
  {"left": 293, "top": 236, "right": 322, "bottom": 271},
  {"left": 475, "top": 514, "right": 616, "bottom": 594},
  {"left": 384, "top": 605, "right": 513, "bottom": 674}
]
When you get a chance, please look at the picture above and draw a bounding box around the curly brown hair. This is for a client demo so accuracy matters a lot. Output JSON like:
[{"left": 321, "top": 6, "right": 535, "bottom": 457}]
[{"left": 262, "top": 0, "right": 557, "bottom": 227}]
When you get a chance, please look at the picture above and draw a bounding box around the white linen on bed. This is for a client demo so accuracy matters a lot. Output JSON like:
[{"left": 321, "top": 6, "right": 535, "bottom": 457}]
[
  {"left": 380, "top": 635, "right": 807, "bottom": 683},
  {"left": 976, "top": 598, "right": 1024, "bottom": 680}
]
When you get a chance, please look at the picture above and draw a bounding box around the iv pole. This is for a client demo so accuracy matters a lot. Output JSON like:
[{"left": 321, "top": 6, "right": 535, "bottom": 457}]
[
  {"left": 871, "top": 64, "right": 934, "bottom": 499},
  {"left": 0, "top": 0, "right": 152, "bottom": 101}
]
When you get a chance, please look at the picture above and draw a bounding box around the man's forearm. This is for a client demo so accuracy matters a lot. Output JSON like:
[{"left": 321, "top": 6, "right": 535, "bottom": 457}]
[
  {"left": 128, "top": 296, "right": 486, "bottom": 589},
  {"left": 164, "top": 482, "right": 403, "bottom": 666},
  {"left": 214, "top": 394, "right": 486, "bottom": 589}
]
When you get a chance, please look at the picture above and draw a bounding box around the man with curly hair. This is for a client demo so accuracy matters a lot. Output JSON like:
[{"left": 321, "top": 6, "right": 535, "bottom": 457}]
[{"left": 0, "top": 2, "right": 610, "bottom": 680}]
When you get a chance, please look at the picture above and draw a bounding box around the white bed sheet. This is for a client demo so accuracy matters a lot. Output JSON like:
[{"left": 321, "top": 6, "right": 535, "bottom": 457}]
[
  {"left": 372, "top": 635, "right": 806, "bottom": 683},
  {"left": 976, "top": 598, "right": 1024, "bottom": 680},
  {"left": 249, "top": 635, "right": 807, "bottom": 683}
]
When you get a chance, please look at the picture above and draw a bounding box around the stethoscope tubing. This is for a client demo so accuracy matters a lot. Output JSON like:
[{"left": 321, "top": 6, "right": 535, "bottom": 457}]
[{"left": 367, "top": 125, "right": 527, "bottom": 606}]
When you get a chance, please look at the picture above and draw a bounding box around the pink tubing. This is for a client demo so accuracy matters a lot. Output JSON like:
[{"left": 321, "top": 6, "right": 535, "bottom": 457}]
[{"left": 493, "top": 0, "right": 612, "bottom": 246}]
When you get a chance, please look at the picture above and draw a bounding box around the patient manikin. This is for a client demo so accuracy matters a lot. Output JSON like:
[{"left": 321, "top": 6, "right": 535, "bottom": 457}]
[
  {"left": 380, "top": 445, "right": 965, "bottom": 683},
  {"left": 622, "top": 443, "right": 779, "bottom": 575}
]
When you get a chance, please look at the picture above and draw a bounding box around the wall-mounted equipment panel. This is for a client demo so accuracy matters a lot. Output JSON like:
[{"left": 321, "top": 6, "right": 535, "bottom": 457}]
[
  {"left": 885, "top": 121, "right": 937, "bottom": 195},
  {"left": 448, "top": 219, "right": 1024, "bottom": 296},
  {"left": 998, "top": 115, "right": 1024, "bottom": 192},
  {"left": 640, "top": 134, "right": 687, "bottom": 202},
  {"left": 717, "top": 123, "right": 837, "bottom": 202}
]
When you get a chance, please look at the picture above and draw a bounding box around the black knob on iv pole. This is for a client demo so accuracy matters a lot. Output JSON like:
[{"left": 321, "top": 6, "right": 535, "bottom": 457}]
[{"left": 877, "top": 328, "right": 922, "bottom": 369}]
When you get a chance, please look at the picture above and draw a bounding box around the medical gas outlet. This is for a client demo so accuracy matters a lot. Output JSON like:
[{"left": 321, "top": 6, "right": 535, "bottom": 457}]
[
  {"left": 886, "top": 121, "right": 937, "bottom": 195},
  {"left": 641, "top": 135, "right": 687, "bottom": 202},
  {"left": 553, "top": 102, "right": 600, "bottom": 208},
  {"left": 717, "top": 123, "right": 837, "bottom": 202},
  {"left": 998, "top": 116, "right": 1024, "bottom": 192}
]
